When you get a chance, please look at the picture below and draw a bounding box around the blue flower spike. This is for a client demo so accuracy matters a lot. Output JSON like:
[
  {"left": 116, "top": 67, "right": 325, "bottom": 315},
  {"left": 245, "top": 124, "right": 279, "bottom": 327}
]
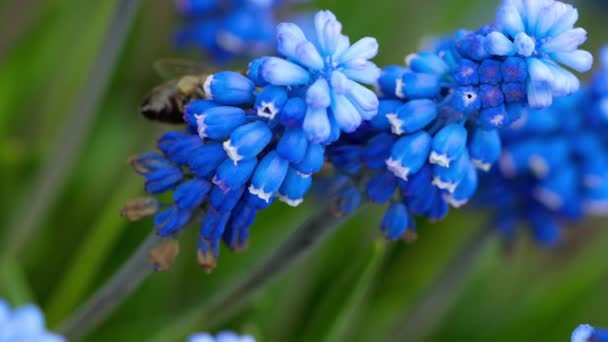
[
  {"left": 490, "top": 0, "right": 593, "bottom": 108},
  {"left": 258, "top": 10, "right": 381, "bottom": 144},
  {"left": 132, "top": 3, "right": 600, "bottom": 270}
]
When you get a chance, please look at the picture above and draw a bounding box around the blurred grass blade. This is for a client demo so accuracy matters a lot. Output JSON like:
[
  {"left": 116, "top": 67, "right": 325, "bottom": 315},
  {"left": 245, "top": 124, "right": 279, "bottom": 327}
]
[
  {"left": 391, "top": 227, "right": 494, "bottom": 342},
  {"left": 148, "top": 204, "right": 363, "bottom": 342},
  {"left": 0, "top": 0, "right": 141, "bottom": 259},
  {"left": 323, "top": 240, "right": 388, "bottom": 342},
  {"left": 0, "top": 260, "right": 35, "bottom": 305},
  {"left": 45, "top": 173, "right": 141, "bottom": 325},
  {"left": 58, "top": 232, "right": 164, "bottom": 340}
]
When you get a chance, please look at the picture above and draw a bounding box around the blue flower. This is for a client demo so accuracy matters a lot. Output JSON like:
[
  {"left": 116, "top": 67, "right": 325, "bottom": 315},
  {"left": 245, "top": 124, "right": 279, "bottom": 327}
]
[
  {"left": 250, "top": 10, "right": 381, "bottom": 144},
  {"left": 0, "top": 299, "right": 64, "bottom": 342},
  {"left": 475, "top": 51, "right": 608, "bottom": 245},
  {"left": 175, "top": 0, "right": 300, "bottom": 63},
  {"left": 487, "top": 0, "right": 593, "bottom": 107},
  {"left": 188, "top": 331, "right": 255, "bottom": 342},
  {"left": 322, "top": 0, "right": 593, "bottom": 245},
  {"left": 381, "top": 202, "right": 411, "bottom": 240},
  {"left": 572, "top": 324, "right": 608, "bottom": 342}
]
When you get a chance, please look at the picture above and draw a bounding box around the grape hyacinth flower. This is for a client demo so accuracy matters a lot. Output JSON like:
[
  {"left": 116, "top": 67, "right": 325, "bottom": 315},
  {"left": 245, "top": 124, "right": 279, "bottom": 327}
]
[
  {"left": 248, "top": 10, "right": 381, "bottom": 144},
  {"left": 572, "top": 324, "right": 608, "bottom": 342},
  {"left": 487, "top": 0, "right": 593, "bottom": 107},
  {"left": 0, "top": 299, "right": 64, "bottom": 342},
  {"left": 475, "top": 47, "right": 608, "bottom": 245},
  {"left": 326, "top": 0, "right": 591, "bottom": 241},
  {"left": 188, "top": 331, "right": 255, "bottom": 342},
  {"left": 175, "top": 0, "right": 305, "bottom": 63},
  {"left": 128, "top": 10, "right": 379, "bottom": 271}
]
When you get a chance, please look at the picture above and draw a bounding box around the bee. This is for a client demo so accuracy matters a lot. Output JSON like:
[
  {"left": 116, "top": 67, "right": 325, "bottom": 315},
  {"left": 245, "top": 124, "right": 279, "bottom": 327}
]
[{"left": 140, "top": 59, "right": 213, "bottom": 124}]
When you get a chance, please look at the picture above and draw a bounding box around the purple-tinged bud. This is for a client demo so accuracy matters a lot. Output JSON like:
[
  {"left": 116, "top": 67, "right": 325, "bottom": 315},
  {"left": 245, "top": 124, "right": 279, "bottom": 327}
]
[
  {"left": 502, "top": 57, "right": 527, "bottom": 83},
  {"left": 453, "top": 59, "right": 479, "bottom": 86},
  {"left": 479, "top": 59, "right": 503, "bottom": 85}
]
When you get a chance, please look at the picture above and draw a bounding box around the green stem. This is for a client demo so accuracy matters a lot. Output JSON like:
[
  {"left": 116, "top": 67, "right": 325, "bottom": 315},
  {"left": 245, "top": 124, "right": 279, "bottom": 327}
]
[
  {"left": 149, "top": 204, "right": 362, "bottom": 342},
  {"left": 58, "top": 233, "right": 164, "bottom": 340},
  {"left": 0, "top": 0, "right": 141, "bottom": 259},
  {"left": 391, "top": 227, "right": 494, "bottom": 342},
  {"left": 323, "top": 240, "right": 388, "bottom": 342}
]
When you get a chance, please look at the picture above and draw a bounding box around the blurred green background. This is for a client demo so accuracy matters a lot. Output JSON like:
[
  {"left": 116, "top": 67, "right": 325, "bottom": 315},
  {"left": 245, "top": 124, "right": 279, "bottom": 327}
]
[{"left": 1, "top": 0, "right": 607, "bottom": 341}]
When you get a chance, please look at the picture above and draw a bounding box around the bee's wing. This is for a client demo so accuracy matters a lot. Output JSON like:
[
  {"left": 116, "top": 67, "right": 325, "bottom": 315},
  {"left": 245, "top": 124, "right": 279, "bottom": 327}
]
[{"left": 153, "top": 58, "right": 215, "bottom": 79}]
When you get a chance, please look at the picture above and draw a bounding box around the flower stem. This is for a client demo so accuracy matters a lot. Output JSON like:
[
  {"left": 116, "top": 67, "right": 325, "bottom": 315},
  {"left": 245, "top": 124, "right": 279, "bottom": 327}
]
[
  {"left": 391, "top": 226, "right": 494, "bottom": 342},
  {"left": 58, "top": 233, "right": 164, "bottom": 340},
  {"left": 0, "top": 0, "right": 141, "bottom": 259},
  {"left": 149, "top": 203, "right": 362, "bottom": 342}
]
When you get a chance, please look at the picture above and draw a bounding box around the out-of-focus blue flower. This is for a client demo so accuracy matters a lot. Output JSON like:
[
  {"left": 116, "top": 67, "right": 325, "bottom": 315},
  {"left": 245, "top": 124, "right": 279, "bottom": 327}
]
[
  {"left": 175, "top": 0, "right": 305, "bottom": 63},
  {"left": 475, "top": 47, "right": 608, "bottom": 245},
  {"left": 249, "top": 10, "right": 380, "bottom": 144},
  {"left": 188, "top": 331, "right": 255, "bottom": 342},
  {"left": 572, "top": 324, "right": 608, "bottom": 342},
  {"left": 0, "top": 299, "right": 64, "bottom": 342}
]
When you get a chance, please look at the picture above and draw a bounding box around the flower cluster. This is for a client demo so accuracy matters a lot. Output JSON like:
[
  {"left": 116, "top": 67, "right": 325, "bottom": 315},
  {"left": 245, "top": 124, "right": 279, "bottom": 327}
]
[
  {"left": 572, "top": 324, "right": 608, "bottom": 342},
  {"left": 188, "top": 331, "right": 255, "bottom": 342},
  {"left": 130, "top": 0, "right": 595, "bottom": 269},
  {"left": 475, "top": 47, "right": 608, "bottom": 245},
  {"left": 326, "top": 0, "right": 591, "bottom": 240},
  {"left": 130, "top": 10, "right": 380, "bottom": 270},
  {"left": 0, "top": 299, "right": 64, "bottom": 342},
  {"left": 175, "top": 0, "right": 306, "bottom": 63}
]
